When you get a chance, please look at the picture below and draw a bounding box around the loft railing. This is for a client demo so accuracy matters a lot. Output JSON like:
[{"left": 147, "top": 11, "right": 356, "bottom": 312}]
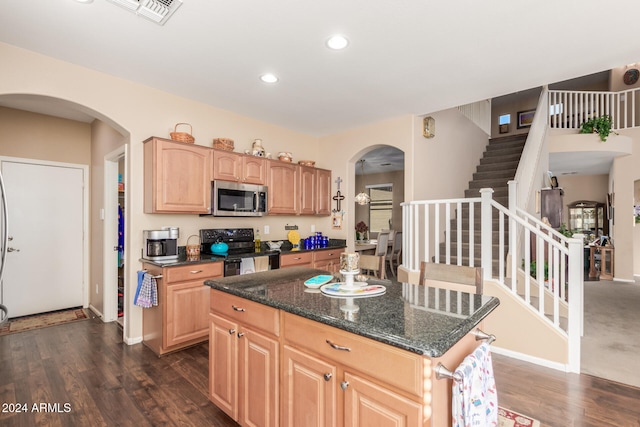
[{"left": 548, "top": 87, "right": 640, "bottom": 130}]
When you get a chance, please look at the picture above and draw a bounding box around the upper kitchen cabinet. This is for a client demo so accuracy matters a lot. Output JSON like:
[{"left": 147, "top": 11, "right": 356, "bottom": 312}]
[
  {"left": 267, "top": 160, "right": 299, "bottom": 214},
  {"left": 299, "top": 165, "right": 316, "bottom": 215},
  {"left": 316, "top": 168, "right": 332, "bottom": 216},
  {"left": 144, "top": 137, "right": 213, "bottom": 214},
  {"left": 213, "top": 149, "right": 266, "bottom": 185}
]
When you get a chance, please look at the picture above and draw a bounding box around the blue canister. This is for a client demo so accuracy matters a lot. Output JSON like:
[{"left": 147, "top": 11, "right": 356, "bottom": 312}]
[{"left": 321, "top": 236, "right": 329, "bottom": 247}]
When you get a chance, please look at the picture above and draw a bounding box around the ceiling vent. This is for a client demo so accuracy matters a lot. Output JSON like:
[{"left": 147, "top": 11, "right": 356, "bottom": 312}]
[{"left": 106, "top": 0, "right": 183, "bottom": 26}]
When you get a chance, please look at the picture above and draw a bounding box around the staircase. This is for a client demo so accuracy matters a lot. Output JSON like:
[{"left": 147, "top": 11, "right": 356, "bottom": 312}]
[{"left": 439, "top": 134, "right": 527, "bottom": 267}]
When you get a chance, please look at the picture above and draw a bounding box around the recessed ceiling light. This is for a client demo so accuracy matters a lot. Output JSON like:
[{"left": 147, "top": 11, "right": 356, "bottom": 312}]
[
  {"left": 75, "top": 0, "right": 94, "bottom": 3},
  {"left": 260, "top": 73, "right": 279, "bottom": 83},
  {"left": 326, "top": 35, "right": 349, "bottom": 50}
]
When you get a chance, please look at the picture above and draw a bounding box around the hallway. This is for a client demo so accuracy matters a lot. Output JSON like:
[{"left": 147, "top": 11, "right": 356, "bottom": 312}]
[{"left": 581, "top": 278, "right": 640, "bottom": 389}]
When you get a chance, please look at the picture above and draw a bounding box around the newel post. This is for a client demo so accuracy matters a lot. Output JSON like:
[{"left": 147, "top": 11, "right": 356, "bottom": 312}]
[
  {"left": 566, "top": 235, "right": 584, "bottom": 373},
  {"left": 480, "top": 188, "right": 494, "bottom": 281}
]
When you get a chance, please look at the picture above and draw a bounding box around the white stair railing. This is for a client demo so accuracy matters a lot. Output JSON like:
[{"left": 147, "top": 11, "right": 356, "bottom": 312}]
[{"left": 401, "top": 183, "right": 583, "bottom": 372}]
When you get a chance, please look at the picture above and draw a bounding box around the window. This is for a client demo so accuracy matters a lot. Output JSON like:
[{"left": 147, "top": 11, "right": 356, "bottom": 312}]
[{"left": 367, "top": 184, "right": 393, "bottom": 232}]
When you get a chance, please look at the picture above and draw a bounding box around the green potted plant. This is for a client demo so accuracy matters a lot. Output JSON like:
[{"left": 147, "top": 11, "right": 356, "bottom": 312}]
[{"left": 579, "top": 115, "right": 618, "bottom": 142}]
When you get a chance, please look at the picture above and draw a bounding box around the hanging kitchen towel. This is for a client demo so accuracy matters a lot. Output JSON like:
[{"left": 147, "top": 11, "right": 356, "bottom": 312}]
[
  {"left": 451, "top": 342, "right": 498, "bottom": 427},
  {"left": 240, "top": 258, "right": 255, "bottom": 275},
  {"left": 135, "top": 272, "right": 158, "bottom": 308},
  {"left": 254, "top": 256, "right": 269, "bottom": 272},
  {"left": 134, "top": 270, "right": 145, "bottom": 306}
]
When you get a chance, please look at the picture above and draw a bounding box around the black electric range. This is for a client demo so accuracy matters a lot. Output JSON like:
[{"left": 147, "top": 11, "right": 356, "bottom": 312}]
[{"left": 199, "top": 228, "right": 280, "bottom": 276}]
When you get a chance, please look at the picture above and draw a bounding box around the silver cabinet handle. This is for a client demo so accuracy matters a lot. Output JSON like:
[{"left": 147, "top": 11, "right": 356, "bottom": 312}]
[
  {"left": 190, "top": 270, "right": 203, "bottom": 274},
  {"left": 340, "top": 381, "right": 349, "bottom": 391},
  {"left": 7, "top": 247, "right": 19, "bottom": 252},
  {"left": 237, "top": 332, "right": 245, "bottom": 338},
  {"left": 326, "top": 339, "right": 351, "bottom": 352},
  {"left": 323, "top": 373, "right": 332, "bottom": 382},
  {"left": 228, "top": 329, "right": 236, "bottom": 335},
  {"left": 232, "top": 305, "right": 245, "bottom": 312}
]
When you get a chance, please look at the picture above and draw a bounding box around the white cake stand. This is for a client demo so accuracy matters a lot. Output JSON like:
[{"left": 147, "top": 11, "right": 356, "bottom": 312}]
[{"left": 339, "top": 269, "right": 360, "bottom": 290}]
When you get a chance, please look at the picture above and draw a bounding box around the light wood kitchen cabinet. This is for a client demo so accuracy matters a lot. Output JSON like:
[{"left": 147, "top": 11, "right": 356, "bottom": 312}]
[
  {"left": 282, "top": 345, "right": 338, "bottom": 427},
  {"left": 282, "top": 312, "right": 423, "bottom": 427},
  {"left": 143, "top": 137, "right": 213, "bottom": 214},
  {"left": 316, "top": 168, "right": 332, "bottom": 216},
  {"left": 209, "top": 290, "right": 280, "bottom": 427},
  {"left": 299, "top": 165, "right": 317, "bottom": 215},
  {"left": 312, "top": 248, "right": 342, "bottom": 273},
  {"left": 267, "top": 160, "right": 299, "bottom": 214},
  {"left": 141, "top": 261, "right": 223, "bottom": 356},
  {"left": 280, "top": 252, "right": 313, "bottom": 268},
  {"left": 213, "top": 149, "right": 266, "bottom": 185}
]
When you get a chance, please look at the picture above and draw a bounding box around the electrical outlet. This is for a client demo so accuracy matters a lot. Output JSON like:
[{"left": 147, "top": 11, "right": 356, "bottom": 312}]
[
  {"left": 96, "top": 284, "right": 99, "bottom": 295},
  {"left": 310, "top": 224, "right": 316, "bottom": 233},
  {"left": 264, "top": 225, "right": 270, "bottom": 235}
]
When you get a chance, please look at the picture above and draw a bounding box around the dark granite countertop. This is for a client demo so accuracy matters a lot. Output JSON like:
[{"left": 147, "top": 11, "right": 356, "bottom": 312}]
[
  {"left": 204, "top": 267, "right": 499, "bottom": 357},
  {"left": 140, "top": 240, "right": 347, "bottom": 268}
]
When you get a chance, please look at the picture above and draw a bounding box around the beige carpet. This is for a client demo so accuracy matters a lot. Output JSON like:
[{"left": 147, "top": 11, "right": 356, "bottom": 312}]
[
  {"left": 581, "top": 279, "right": 640, "bottom": 389},
  {"left": 0, "top": 307, "right": 90, "bottom": 336}
]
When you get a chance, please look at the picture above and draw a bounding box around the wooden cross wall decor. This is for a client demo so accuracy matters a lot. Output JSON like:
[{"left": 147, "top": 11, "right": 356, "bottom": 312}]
[{"left": 333, "top": 177, "right": 345, "bottom": 211}]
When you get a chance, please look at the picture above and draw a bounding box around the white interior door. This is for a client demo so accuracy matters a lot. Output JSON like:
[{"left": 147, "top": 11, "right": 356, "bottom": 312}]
[{"left": 1, "top": 159, "right": 85, "bottom": 318}]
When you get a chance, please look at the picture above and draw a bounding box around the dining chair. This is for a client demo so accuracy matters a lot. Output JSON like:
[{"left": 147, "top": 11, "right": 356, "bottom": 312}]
[
  {"left": 385, "top": 231, "right": 402, "bottom": 277},
  {"left": 375, "top": 229, "right": 393, "bottom": 258},
  {"left": 359, "top": 254, "right": 385, "bottom": 280},
  {"left": 418, "top": 261, "right": 483, "bottom": 294}
]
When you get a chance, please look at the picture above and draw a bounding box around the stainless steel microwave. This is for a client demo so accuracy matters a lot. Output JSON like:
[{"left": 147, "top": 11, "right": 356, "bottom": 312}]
[{"left": 211, "top": 181, "right": 268, "bottom": 217}]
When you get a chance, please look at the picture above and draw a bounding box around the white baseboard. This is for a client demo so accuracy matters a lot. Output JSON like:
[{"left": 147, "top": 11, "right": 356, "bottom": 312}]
[
  {"left": 124, "top": 336, "right": 143, "bottom": 345},
  {"left": 491, "top": 346, "right": 571, "bottom": 373},
  {"left": 614, "top": 277, "right": 637, "bottom": 283},
  {"left": 88, "top": 304, "right": 104, "bottom": 320}
]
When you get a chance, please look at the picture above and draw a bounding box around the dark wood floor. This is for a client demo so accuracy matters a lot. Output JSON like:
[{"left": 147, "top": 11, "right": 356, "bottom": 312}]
[{"left": 2, "top": 319, "right": 640, "bottom": 427}]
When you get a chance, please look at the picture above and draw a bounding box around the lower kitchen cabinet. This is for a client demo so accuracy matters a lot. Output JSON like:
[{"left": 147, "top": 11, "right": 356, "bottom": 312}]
[
  {"left": 282, "top": 312, "right": 423, "bottom": 427},
  {"left": 281, "top": 248, "right": 345, "bottom": 272},
  {"left": 312, "top": 248, "right": 342, "bottom": 273},
  {"left": 142, "top": 261, "right": 223, "bottom": 356},
  {"left": 282, "top": 346, "right": 338, "bottom": 427},
  {"left": 209, "top": 290, "right": 280, "bottom": 427},
  {"left": 280, "top": 252, "right": 313, "bottom": 268}
]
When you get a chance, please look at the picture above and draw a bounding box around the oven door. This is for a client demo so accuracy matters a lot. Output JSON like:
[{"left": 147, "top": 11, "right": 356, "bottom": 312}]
[{"left": 224, "top": 259, "right": 242, "bottom": 277}]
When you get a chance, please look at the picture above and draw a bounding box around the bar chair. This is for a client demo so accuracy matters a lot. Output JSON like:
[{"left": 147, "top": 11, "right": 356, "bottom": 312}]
[{"left": 418, "top": 261, "right": 483, "bottom": 294}]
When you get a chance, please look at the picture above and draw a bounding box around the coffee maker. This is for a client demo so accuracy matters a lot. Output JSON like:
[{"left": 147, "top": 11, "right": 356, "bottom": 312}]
[{"left": 143, "top": 227, "right": 179, "bottom": 261}]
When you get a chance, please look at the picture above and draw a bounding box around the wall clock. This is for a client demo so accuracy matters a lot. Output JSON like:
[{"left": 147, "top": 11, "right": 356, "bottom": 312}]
[
  {"left": 422, "top": 116, "right": 435, "bottom": 138},
  {"left": 623, "top": 68, "right": 639, "bottom": 85}
]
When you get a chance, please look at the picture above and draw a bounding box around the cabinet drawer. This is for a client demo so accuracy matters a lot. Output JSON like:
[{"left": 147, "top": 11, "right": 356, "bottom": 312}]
[
  {"left": 313, "top": 248, "right": 343, "bottom": 262},
  {"left": 283, "top": 312, "right": 423, "bottom": 397},
  {"left": 165, "top": 262, "right": 223, "bottom": 283},
  {"left": 280, "top": 252, "right": 313, "bottom": 267},
  {"left": 210, "top": 290, "right": 279, "bottom": 336}
]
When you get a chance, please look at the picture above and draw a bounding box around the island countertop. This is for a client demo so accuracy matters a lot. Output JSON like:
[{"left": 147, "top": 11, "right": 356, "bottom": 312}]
[{"left": 205, "top": 267, "right": 499, "bottom": 357}]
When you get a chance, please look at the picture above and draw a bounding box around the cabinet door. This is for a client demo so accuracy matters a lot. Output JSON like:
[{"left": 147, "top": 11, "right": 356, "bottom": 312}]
[
  {"left": 213, "top": 150, "right": 242, "bottom": 182},
  {"left": 267, "top": 161, "right": 299, "bottom": 214},
  {"left": 280, "top": 252, "right": 313, "bottom": 268},
  {"left": 209, "top": 314, "right": 239, "bottom": 420},
  {"left": 144, "top": 138, "right": 212, "bottom": 214},
  {"left": 243, "top": 156, "right": 267, "bottom": 185},
  {"left": 165, "top": 281, "right": 210, "bottom": 347},
  {"left": 343, "top": 372, "right": 421, "bottom": 427},
  {"left": 300, "top": 166, "right": 316, "bottom": 215},
  {"left": 238, "top": 328, "right": 279, "bottom": 427},
  {"left": 282, "top": 346, "right": 337, "bottom": 427},
  {"left": 316, "top": 169, "right": 332, "bottom": 216}
]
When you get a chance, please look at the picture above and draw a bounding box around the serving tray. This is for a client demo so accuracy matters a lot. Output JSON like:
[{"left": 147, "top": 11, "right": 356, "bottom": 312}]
[{"left": 320, "top": 283, "right": 386, "bottom": 297}]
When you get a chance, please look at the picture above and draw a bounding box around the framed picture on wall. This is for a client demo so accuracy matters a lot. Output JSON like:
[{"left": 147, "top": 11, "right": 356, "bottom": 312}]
[{"left": 517, "top": 109, "right": 536, "bottom": 128}]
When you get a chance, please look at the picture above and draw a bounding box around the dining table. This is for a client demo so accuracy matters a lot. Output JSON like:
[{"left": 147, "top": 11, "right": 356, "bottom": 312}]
[{"left": 354, "top": 240, "right": 377, "bottom": 254}]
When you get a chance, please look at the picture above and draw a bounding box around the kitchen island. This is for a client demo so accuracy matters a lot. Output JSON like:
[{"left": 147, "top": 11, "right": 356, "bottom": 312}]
[{"left": 205, "top": 267, "right": 499, "bottom": 427}]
